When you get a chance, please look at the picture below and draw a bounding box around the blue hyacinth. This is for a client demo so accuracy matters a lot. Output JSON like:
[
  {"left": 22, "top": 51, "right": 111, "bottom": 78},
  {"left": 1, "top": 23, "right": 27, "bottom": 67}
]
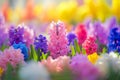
[
  {"left": 13, "top": 42, "right": 29, "bottom": 60},
  {"left": 34, "top": 34, "right": 48, "bottom": 55},
  {"left": 67, "top": 32, "right": 77, "bottom": 45},
  {"left": 108, "top": 27, "right": 120, "bottom": 53}
]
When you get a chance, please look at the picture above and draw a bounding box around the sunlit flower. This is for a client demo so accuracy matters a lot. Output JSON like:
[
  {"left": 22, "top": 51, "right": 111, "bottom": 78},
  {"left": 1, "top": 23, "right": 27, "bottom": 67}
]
[
  {"left": 41, "top": 56, "right": 70, "bottom": 72},
  {"left": 88, "top": 52, "right": 99, "bottom": 64},
  {"left": 0, "top": 67, "right": 3, "bottom": 77}
]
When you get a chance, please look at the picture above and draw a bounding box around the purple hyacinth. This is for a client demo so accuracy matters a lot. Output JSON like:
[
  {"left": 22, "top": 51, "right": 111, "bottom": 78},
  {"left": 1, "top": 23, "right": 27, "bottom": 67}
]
[
  {"left": 0, "top": 14, "right": 8, "bottom": 47},
  {"left": 67, "top": 32, "right": 77, "bottom": 45},
  {"left": 34, "top": 34, "right": 48, "bottom": 54},
  {"left": 70, "top": 54, "right": 100, "bottom": 80},
  {"left": 94, "top": 21, "right": 108, "bottom": 44},
  {"left": 9, "top": 26, "right": 24, "bottom": 45}
]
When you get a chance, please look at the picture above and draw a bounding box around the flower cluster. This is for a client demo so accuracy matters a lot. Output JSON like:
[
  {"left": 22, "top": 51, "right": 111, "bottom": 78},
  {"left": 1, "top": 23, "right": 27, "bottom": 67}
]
[
  {"left": 94, "top": 21, "right": 108, "bottom": 44},
  {"left": 9, "top": 24, "right": 34, "bottom": 47},
  {"left": 75, "top": 24, "right": 87, "bottom": 45},
  {"left": 9, "top": 26, "right": 24, "bottom": 45},
  {"left": 82, "top": 36, "right": 98, "bottom": 55},
  {"left": 48, "top": 21, "right": 69, "bottom": 58},
  {"left": 108, "top": 27, "right": 120, "bottom": 53},
  {"left": 70, "top": 54, "right": 100, "bottom": 80},
  {"left": 0, "top": 47, "right": 24, "bottom": 70},
  {"left": 20, "top": 24, "right": 35, "bottom": 47},
  {"left": 0, "top": 15, "right": 8, "bottom": 47},
  {"left": 34, "top": 34, "right": 48, "bottom": 55},
  {"left": 41, "top": 56, "right": 70, "bottom": 72},
  {"left": 67, "top": 32, "right": 77, "bottom": 45}
]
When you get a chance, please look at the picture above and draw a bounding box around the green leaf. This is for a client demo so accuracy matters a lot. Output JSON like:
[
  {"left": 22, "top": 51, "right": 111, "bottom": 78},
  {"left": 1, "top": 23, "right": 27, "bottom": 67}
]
[
  {"left": 70, "top": 45, "right": 76, "bottom": 56},
  {"left": 0, "top": 45, "right": 8, "bottom": 51},
  {"left": 3, "top": 63, "right": 19, "bottom": 80},
  {"left": 102, "top": 47, "right": 107, "bottom": 53},
  {"left": 74, "top": 39, "right": 80, "bottom": 53},
  {"left": 30, "top": 45, "right": 38, "bottom": 61},
  {"left": 82, "top": 48, "right": 86, "bottom": 55},
  {"left": 42, "top": 52, "right": 46, "bottom": 60},
  {"left": 37, "top": 50, "right": 41, "bottom": 61}
]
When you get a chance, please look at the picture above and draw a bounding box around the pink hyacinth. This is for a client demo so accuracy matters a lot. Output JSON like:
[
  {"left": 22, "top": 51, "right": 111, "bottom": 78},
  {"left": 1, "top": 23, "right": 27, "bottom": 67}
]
[
  {"left": 75, "top": 24, "right": 87, "bottom": 45},
  {"left": 41, "top": 56, "right": 70, "bottom": 72},
  {"left": 82, "top": 36, "right": 98, "bottom": 55},
  {"left": 19, "top": 24, "right": 35, "bottom": 47},
  {"left": 48, "top": 21, "right": 69, "bottom": 58},
  {"left": 0, "top": 47, "right": 24, "bottom": 70}
]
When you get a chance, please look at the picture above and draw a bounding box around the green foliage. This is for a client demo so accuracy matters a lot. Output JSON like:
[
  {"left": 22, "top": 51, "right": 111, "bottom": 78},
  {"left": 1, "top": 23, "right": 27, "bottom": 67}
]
[
  {"left": 51, "top": 67, "right": 74, "bottom": 80},
  {"left": 74, "top": 39, "right": 80, "bottom": 53},
  {"left": 2, "top": 64, "right": 20, "bottom": 80},
  {"left": 30, "top": 45, "right": 38, "bottom": 61},
  {"left": 0, "top": 45, "right": 8, "bottom": 51},
  {"left": 70, "top": 45, "right": 76, "bottom": 56},
  {"left": 82, "top": 48, "right": 86, "bottom": 55}
]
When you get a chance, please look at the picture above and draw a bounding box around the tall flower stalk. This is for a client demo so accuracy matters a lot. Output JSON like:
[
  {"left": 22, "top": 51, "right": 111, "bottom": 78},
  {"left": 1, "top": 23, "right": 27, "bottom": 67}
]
[
  {"left": 48, "top": 21, "right": 69, "bottom": 58},
  {"left": 108, "top": 27, "right": 120, "bottom": 53}
]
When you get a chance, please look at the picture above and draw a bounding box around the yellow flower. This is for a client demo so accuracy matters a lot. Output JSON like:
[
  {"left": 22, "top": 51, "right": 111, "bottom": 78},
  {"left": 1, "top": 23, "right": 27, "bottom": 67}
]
[
  {"left": 0, "top": 67, "right": 3, "bottom": 77},
  {"left": 96, "top": 0, "right": 111, "bottom": 22},
  {"left": 88, "top": 53, "right": 99, "bottom": 64},
  {"left": 85, "top": 0, "right": 97, "bottom": 19},
  {"left": 74, "top": 5, "right": 89, "bottom": 22},
  {"left": 56, "top": 1, "right": 78, "bottom": 23},
  {"left": 112, "top": 0, "right": 120, "bottom": 19}
]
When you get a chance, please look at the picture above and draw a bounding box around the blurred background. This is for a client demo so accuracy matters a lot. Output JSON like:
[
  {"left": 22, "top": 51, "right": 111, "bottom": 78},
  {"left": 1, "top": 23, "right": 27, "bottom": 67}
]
[
  {"left": 0, "top": 0, "right": 119, "bottom": 32},
  {"left": 0, "top": 0, "right": 115, "bottom": 23}
]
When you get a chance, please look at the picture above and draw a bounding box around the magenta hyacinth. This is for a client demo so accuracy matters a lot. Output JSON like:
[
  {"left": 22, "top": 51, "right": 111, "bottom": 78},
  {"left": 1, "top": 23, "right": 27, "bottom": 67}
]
[
  {"left": 75, "top": 24, "right": 87, "bottom": 45},
  {"left": 0, "top": 47, "right": 24, "bottom": 70},
  {"left": 70, "top": 54, "right": 99, "bottom": 80},
  {"left": 48, "top": 21, "right": 69, "bottom": 58},
  {"left": 82, "top": 36, "right": 98, "bottom": 55}
]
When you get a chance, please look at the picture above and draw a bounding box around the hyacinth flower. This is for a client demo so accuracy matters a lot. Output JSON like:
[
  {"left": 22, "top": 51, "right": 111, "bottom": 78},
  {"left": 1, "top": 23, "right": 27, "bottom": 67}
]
[
  {"left": 75, "top": 24, "right": 87, "bottom": 45},
  {"left": 19, "top": 24, "right": 35, "bottom": 47},
  {"left": 0, "top": 14, "right": 8, "bottom": 48},
  {"left": 105, "top": 16, "right": 117, "bottom": 29},
  {"left": 48, "top": 21, "right": 69, "bottom": 59},
  {"left": 108, "top": 27, "right": 120, "bottom": 53},
  {"left": 70, "top": 54, "right": 100, "bottom": 80},
  {"left": 0, "top": 47, "right": 24, "bottom": 70},
  {"left": 34, "top": 34, "right": 48, "bottom": 55},
  {"left": 94, "top": 21, "right": 108, "bottom": 45},
  {"left": 13, "top": 42, "right": 29, "bottom": 60},
  {"left": 67, "top": 32, "right": 77, "bottom": 45},
  {"left": 9, "top": 26, "right": 24, "bottom": 45},
  {"left": 82, "top": 35, "right": 98, "bottom": 55},
  {"left": 41, "top": 56, "right": 70, "bottom": 72},
  {"left": 9, "top": 24, "right": 34, "bottom": 47}
]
